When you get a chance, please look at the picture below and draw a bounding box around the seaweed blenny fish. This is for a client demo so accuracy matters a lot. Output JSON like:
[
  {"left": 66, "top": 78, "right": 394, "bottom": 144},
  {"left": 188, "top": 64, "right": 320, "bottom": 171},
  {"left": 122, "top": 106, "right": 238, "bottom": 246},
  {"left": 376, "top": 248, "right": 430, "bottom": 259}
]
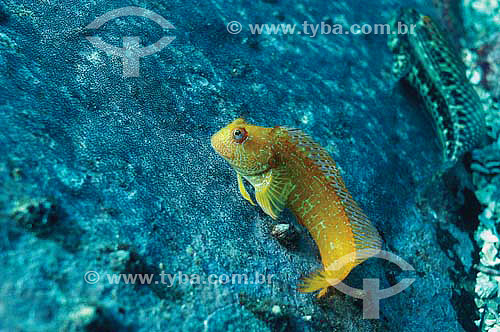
[
  {"left": 211, "top": 118, "right": 382, "bottom": 297},
  {"left": 388, "top": 8, "right": 486, "bottom": 166}
]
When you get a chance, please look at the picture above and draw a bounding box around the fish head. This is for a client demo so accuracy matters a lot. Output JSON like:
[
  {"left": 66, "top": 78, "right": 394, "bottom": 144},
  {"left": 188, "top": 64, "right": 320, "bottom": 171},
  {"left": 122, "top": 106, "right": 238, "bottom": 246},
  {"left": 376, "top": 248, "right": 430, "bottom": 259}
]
[
  {"left": 211, "top": 118, "right": 275, "bottom": 175},
  {"left": 388, "top": 8, "right": 421, "bottom": 51}
]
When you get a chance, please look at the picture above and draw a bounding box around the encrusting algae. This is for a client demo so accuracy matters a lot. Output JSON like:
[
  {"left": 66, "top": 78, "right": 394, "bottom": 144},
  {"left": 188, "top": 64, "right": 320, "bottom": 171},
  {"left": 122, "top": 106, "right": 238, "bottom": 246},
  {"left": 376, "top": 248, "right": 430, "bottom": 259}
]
[{"left": 211, "top": 118, "right": 382, "bottom": 297}]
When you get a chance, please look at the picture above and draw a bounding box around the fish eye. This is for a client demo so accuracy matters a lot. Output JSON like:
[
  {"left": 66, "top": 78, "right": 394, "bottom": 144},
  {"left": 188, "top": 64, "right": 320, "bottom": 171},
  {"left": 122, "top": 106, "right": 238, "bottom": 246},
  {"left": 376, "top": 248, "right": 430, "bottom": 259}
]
[{"left": 232, "top": 128, "right": 248, "bottom": 143}]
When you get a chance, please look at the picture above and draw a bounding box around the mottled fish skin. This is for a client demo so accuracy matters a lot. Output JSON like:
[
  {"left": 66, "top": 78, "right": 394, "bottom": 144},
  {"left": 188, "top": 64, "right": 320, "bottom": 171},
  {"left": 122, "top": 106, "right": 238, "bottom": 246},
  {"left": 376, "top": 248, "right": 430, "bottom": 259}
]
[
  {"left": 388, "top": 8, "right": 486, "bottom": 166},
  {"left": 211, "top": 119, "right": 382, "bottom": 298}
]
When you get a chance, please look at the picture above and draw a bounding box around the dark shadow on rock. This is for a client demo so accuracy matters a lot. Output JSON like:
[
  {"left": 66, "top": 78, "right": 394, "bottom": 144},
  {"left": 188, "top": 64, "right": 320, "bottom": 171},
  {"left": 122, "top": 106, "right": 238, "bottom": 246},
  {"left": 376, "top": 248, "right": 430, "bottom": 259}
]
[{"left": 12, "top": 198, "right": 84, "bottom": 252}]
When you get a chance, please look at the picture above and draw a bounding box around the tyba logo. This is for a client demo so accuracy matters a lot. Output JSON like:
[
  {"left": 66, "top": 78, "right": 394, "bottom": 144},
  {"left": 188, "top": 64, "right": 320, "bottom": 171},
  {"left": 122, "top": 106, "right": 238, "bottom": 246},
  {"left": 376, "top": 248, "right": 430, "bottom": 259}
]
[
  {"left": 85, "top": 7, "right": 175, "bottom": 77},
  {"left": 324, "top": 249, "right": 416, "bottom": 319}
]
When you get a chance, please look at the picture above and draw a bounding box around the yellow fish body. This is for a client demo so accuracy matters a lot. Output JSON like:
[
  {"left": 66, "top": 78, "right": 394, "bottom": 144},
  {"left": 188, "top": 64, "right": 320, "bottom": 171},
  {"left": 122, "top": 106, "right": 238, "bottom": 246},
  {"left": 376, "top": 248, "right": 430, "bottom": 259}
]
[{"left": 211, "top": 119, "right": 382, "bottom": 297}]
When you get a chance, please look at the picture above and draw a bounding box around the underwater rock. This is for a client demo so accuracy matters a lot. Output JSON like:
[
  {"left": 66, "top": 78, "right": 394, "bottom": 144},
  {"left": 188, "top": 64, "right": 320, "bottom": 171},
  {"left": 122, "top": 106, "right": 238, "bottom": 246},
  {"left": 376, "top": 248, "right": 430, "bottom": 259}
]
[
  {"left": 459, "top": 2, "right": 500, "bottom": 329},
  {"left": 469, "top": 94, "right": 500, "bottom": 332},
  {"left": 478, "top": 34, "right": 500, "bottom": 98},
  {"left": 432, "top": 0, "right": 466, "bottom": 46},
  {"left": 65, "top": 304, "right": 131, "bottom": 332},
  {"left": 473, "top": 144, "right": 500, "bottom": 177},
  {"left": 462, "top": 0, "right": 500, "bottom": 98},
  {"left": 0, "top": 0, "right": 487, "bottom": 331},
  {"left": 106, "top": 246, "right": 150, "bottom": 275},
  {"left": 271, "top": 223, "right": 299, "bottom": 248},
  {"left": 475, "top": 271, "right": 498, "bottom": 298},
  {"left": 12, "top": 198, "right": 58, "bottom": 232}
]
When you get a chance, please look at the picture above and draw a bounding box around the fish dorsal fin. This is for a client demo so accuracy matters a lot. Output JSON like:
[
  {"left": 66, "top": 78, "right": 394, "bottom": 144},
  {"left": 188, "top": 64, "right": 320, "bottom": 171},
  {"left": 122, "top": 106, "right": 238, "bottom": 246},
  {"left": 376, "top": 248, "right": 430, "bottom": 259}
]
[
  {"left": 284, "top": 127, "right": 382, "bottom": 261},
  {"left": 246, "top": 166, "right": 295, "bottom": 220}
]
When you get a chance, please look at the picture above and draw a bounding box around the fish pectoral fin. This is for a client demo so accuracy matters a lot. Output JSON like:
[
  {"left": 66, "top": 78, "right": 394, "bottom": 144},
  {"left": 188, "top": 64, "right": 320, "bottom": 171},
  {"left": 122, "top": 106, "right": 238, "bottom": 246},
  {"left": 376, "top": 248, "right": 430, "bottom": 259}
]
[
  {"left": 253, "top": 167, "right": 294, "bottom": 220},
  {"left": 238, "top": 173, "right": 256, "bottom": 206}
]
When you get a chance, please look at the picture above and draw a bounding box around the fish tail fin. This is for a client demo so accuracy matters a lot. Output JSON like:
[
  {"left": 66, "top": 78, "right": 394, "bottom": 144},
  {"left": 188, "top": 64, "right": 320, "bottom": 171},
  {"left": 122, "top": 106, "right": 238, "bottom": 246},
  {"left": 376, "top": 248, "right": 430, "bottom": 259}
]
[{"left": 298, "top": 268, "right": 350, "bottom": 298}]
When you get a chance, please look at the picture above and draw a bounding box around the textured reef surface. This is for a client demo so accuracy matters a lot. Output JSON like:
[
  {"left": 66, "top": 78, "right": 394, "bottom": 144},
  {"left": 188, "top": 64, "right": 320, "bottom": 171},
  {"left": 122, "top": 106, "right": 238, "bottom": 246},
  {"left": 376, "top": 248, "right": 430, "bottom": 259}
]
[
  {"left": 459, "top": 1, "right": 500, "bottom": 331},
  {"left": 0, "top": 0, "right": 493, "bottom": 331}
]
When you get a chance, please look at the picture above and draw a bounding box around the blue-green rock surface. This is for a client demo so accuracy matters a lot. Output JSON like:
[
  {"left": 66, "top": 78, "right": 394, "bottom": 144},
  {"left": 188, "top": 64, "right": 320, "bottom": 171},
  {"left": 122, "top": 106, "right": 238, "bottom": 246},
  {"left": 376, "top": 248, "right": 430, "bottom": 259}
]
[{"left": 0, "top": 0, "right": 479, "bottom": 331}]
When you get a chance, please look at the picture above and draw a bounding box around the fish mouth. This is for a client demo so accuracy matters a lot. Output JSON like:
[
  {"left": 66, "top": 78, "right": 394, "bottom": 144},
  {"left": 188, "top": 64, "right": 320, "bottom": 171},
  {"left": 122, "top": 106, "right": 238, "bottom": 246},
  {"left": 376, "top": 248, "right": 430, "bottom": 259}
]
[{"left": 210, "top": 134, "right": 218, "bottom": 151}]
